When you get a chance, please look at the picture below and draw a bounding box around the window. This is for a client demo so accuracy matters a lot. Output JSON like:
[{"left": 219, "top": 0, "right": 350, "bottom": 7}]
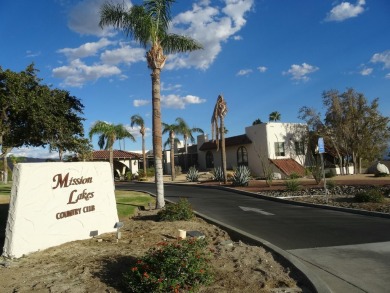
[
  {"left": 205, "top": 151, "right": 214, "bottom": 168},
  {"left": 294, "top": 141, "right": 305, "bottom": 156},
  {"left": 274, "top": 142, "right": 285, "bottom": 157},
  {"left": 237, "top": 146, "right": 248, "bottom": 166}
]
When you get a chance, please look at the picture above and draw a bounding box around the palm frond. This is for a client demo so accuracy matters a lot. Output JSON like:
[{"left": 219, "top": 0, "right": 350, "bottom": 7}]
[
  {"left": 162, "top": 34, "right": 203, "bottom": 54},
  {"left": 144, "top": 0, "right": 174, "bottom": 33}
]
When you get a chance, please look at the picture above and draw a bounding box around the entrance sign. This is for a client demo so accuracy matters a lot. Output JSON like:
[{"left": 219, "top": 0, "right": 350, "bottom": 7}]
[{"left": 2, "top": 162, "right": 119, "bottom": 258}]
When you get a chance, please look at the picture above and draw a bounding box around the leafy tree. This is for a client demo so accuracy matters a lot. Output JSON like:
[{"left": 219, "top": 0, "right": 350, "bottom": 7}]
[
  {"left": 252, "top": 118, "right": 262, "bottom": 125},
  {"left": 89, "top": 121, "right": 135, "bottom": 176},
  {"left": 162, "top": 121, "right": 181, "bottom": 181},
  {"left": 269, "top": 111, "right": 281, "bottom": 122},
  {"left": 175, "top": 117, "right": 203, "bottom": 170},
  {"left": 130, "top": 114, "right": 147, "bottom": 178},
  {"left": 299, "top": 88, "right": 390, "bottom": 174},
  {"left": 211, "top": 95, "right": 228, "bottom": 184},
  {"left": 99, "top": 0, "right": 203, "bottom": 209}
]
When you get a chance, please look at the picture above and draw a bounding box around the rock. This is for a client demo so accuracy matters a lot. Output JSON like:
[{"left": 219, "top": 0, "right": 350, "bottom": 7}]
[
  {"left": 376, "top": 163, "right": 390, "bottom": 175},
  {"left": 272, "top": 172, "right": 282, "bottom": 180}
]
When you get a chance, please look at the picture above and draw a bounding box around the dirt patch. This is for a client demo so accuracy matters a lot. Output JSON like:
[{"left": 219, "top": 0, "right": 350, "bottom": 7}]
[{"left": 0, "top": 209, "right": 306, "bottom": 293}]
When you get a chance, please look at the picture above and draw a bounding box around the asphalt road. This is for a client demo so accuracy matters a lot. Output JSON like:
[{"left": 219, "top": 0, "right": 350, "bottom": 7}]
[
  {"left": 117, "top": 182, "right": 390, "bottom": 250},
  {"left": 117, "top": 181, "right": 390, "bottom": 292}
]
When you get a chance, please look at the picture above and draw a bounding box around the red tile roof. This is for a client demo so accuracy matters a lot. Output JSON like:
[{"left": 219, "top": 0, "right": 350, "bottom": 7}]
[
  {"left": 92, "top": 150, "right": 141, "bottom": 160},
  {"left": 199, "top": 134, "right": 252, "bottom": 151},
  {"left": 269, "top": 158, "right": 305, "bottom": 177}
]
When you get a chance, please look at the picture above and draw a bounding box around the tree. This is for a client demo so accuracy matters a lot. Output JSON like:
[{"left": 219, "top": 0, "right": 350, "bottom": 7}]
[
  {"left": 269, "top": 111, "right": 281, "bottom": 122},
  {"left": 299, "top": 88, "right": 390, "bottom": 174},
  {"left": 175, "top": 117, "right": 204, "bottom": 170},
  {"left": 211, "top": 95, "right": 228, "bottom": 184},
  {"left": 100, "top": 0, "right": 203, "bottom": 209},
  {"left": 89, "top": 121, "right": 135, "bottom": 176},
  {"left": 130, "top": 114, "right": 147, "bottom": 178},
  {"left": 162, "top": 121, "right": 181, "bottom": 181},
  {"left": 252, "top": 118, "right": 262, "bottom": 125}
]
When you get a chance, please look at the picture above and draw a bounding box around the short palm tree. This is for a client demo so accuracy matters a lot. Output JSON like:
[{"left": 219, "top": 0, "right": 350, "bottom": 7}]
[
  {"left": 175, "top": 117, "right": 204, "bottom": 170},
  {"left": 89, "top": 121, "right": 135, "bottom": 177},
  {"left": 269, "top": 111, "right": 281, "bottom": 122},
  {"left": 130, "top": 114, "right": 147, "bottom": 178},
  {"left": 100, "top": 0, "right": 203, "bottom": 209},
  {"left": 211, "top": 95, "right": 228, "bottom": 184},
  {"left": 162, "top": 122, "right": 181, "bottom": 181}
]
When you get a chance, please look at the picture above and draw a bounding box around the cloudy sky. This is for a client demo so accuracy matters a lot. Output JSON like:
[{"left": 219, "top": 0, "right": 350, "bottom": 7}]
[{"left": 1, "top": 0, "right": 389, "bottom": 158}]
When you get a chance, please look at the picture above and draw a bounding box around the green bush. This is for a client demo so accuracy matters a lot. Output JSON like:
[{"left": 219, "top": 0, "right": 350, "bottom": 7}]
[
  {"left": 157, "top": 198, "right": 195, "bottom": 221},
  {"left": 186, "top": 166, "right": 199, "bottom": 182},
  {"left": 124, "top": 238, "right": 213, "bottom": 293},
  {"left": 285, "top": 178, "right": 300, "bottom": 192},
  {"left": 289, "top": 172, "right": 301, "bottom": 179},
  {"left": 232, "top": 165, "right": 251, "bottom": 186},
  {"left": 355, "top": 189, "right": 384, "bottom": 203},
  {"left": 325, "top": 169, "right": 336, "bottom": 178},
  {"left": 375, "top": 172, "right": 389, "bottom": 178},
  {"left": 212, "top": 167, "right": 224, "bottom": 182},
  {"left": 326, "top": 179, "right": 336, "bottom": 190}
]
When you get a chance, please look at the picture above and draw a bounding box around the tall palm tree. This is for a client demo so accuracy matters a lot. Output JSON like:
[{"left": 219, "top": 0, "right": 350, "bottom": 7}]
[
  {"left": 100, "top": 0, "right": 203, "bottom": 209},
  {"left": 89, "top": 121, "right": 135, "bottom": 177},
  {"left": 211, "top": 95, "right": 228, "bottom": 184},
  {"left": 175, "top": 117, "right": 204, "bottom": 170},
  {"left": 269, "top": 111, "right": 281, "bottom": 122},
  {"left": 162, "top": 122, "right": 180, "bottom": 181},
  {"left": 130, "top": 114, "right": 147, "bottom": 178}
]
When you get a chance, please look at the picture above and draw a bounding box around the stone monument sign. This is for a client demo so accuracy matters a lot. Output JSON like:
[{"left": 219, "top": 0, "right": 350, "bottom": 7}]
[{"left": 2, "top": 162, "right": 119, "bottom": 258}]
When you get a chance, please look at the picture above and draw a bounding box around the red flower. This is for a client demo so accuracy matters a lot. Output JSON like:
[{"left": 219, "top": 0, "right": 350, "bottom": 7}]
[
  {"left": 131, "top": 267, "right": 138, "bottom": 272},
  {"left": 143, "top": 272, "right": 149, "bottom": 279}
]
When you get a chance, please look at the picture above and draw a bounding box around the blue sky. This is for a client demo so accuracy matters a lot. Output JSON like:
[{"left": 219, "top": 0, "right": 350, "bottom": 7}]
[{"left": 1, "top": 0, "right": 389, "bottom": 158}]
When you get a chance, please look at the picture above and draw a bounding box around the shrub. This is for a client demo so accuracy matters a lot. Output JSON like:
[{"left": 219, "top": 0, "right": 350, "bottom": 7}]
[
  {"left": 289, "top": 172, "right": 301, "bottom": 179},
  {"left": 138, "top": 167, "right": 155, "bottom": 178},
  {"left": 325, "top": 169, "right": 336, "bottom": 178},
  {"left": 355, "top": 189, "right": 385, "bottom": 203},
  {"left": 157, "top": 198, "right": 195, "bottom": 221},
  {"left": 375, "top": 172, "right": 389, "bottom": 178},
  {"left": 285, "top": 178, "right": 300, "bottom": 192},
  {"left": 186, "top": 166, "right": 199, "bottom": 182},
  {"left": 212, "top": 167, "right": 224, "bottom": 182},
  {"left": 232, "top": 165, "right": 251, "bottom": 186},
  {"left": 175, "top": 165, "right": 182, "bottom": 175},
  {"left": 326, "top": 179, "right": 336, "bottom": 190},
  {"left": 124, "top": 238, "right": 213, "bottom": 293}
]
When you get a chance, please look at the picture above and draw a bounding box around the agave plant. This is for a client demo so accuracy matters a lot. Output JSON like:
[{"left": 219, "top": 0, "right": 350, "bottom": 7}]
[
  {"left": 232, "top": 165, "right": 251, "bottom": 186},
  {"left": 186, "top": 166, "right": 199, "bottom": 182},
  {"left": 213, "top": 167, "right": 224, "bottom": 182}
]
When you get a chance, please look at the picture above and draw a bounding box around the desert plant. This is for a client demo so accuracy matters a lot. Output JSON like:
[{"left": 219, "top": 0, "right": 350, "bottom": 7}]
[
  {"left": 285, "top": 178, "right": 300, "bottom": 192},
  {"left": 355, "top": 188, "right": 385, "bottom": 203},
  {"left": 326, "top": 179, "right": 336, "bottom": 190},
  {"left": 289, "top": 172, "right": 301, "bottom": 179},
  {"left": 212, "top": 167, "right": 224, "bottom": 182},
  {"left": 157, "top": 198, "right": 195, "bottom": 221},
  {"left": 325, "top": 169, "right": 336, "bottom": 178},
  {"left": 186, "top": 166, "right": 199, "bottom": 182},
  {"left": 232, "top": 165, "right": 251, "bottom": 186},
  {"left": 124, "top": 238, "right": 213, "bottom": 293}
]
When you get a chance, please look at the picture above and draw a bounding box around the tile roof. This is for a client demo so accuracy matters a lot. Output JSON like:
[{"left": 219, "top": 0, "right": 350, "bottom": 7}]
[
  {"left": 269, "top": 158, "right": 306, "bottom": 177},
  {"left": 92, "top": 150, "right": 141, "bottom": 160},
  {"left": 199, "top": 134, "right": 252, "bottom": 151}
]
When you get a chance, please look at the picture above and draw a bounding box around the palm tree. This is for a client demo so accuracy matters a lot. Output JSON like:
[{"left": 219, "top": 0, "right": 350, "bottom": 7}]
[
  {"left": 100, "top": 1, "right": 203, "bottom": 209},
  {"left": 252, "top": 118, "right": 262, "bottom": 125},
  {"left": 130, "top": 114, "right": 147, "bottom": 178},
  {"left": 269, "top": 111, "right": 281, "bottom": 122},
  {"left": 89, "top": 121, "right": 135, "bottom": 177},
  {"left": 211, "top": 95, "right": 228, "bottom": 184},
  {"left": 175, "top": 117, "right": 204, "bottom": 170},
  {"left": 162, "top": 122, "right": 180, "bottom": 181}
]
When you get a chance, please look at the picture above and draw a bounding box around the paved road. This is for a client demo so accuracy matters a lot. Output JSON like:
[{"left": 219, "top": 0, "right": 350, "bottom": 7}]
[{"left": 117, "top": 182, "right": 390, "bottom": 292}]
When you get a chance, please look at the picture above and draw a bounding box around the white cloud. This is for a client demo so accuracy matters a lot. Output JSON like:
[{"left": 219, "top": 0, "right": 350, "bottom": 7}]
[
  {"left": 257, "top": 66, "right": 267, "bottom": 73},
  {"left": 283, "top": 63, "right": 319, "bottom": 82},
  {"left": 25, "top": 50, "right": 41, "bottom": 58},
  {"left": 325, "top": 0, "right": 366, "bottom": 22},
  {"left": 67, "top": 0, "right": 132, "bottom": 36},
  {"left": 161, "top": 94, "right": 206, "bottom": 109},
  {"left": 133, "top": 99, "right": 150, "bottom": 107},
  {"left": 58, "top": 38, "right": 114, "bottom": 60},
  {"left": 237, "top": 69, "right": 252, "bottom": 76},
  {"left": 100, "top": 43, "right": 145, "bottom": 65},
  {"left": 385, "top": 73, "right": 390, "bottom": 79},
  {"left": 371, "top": 50, "right": 390, "bottom": 69},
  {"left": 233, "top": 35, "right": 243, "bottom": 40},
  {"left": 360, "top": 67, "right": 373, "bottom": 76},
  {"left": 161, "top": 82, "right": 182, "bottom": 91},
  {"left": 52, "top": 59, "right": 121, "bottom": 87},
  {"left": 9, "top": 147, "right": 61, "bottom": 159}
]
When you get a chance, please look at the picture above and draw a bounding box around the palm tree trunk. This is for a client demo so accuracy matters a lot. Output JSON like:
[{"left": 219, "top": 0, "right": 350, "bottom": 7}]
[
  {"left": 220, "top": 118, "right": 227, "bottom": 184},
  {"left": 184, "top": 137, "right": 188, "bottom": 170},
  {"left": 109, "top": 146, "right": 114, "bottom": 180},
  {"left": 142, "top": 134, "right": 147, "bottom": 178},
  {"left": 151, "top": 68, "right": 165, "bottom": 209},
  {"left": 170, "top": 134, "right": 175, "bottom": 181}
]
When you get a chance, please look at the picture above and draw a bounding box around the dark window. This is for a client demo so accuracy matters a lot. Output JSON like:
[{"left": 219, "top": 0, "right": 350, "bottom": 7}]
[
  {"left": 275, "top": 142, "right": 285, "bottom": 156},
  {"left": 205, "top": 151, "right": 214, "bottom": 168},
  {"left": 237, "top": 146, "right": 248, "bottom": 166},
  {"left": 294, "top": 141, "right": 305, "bottom": 156}
]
